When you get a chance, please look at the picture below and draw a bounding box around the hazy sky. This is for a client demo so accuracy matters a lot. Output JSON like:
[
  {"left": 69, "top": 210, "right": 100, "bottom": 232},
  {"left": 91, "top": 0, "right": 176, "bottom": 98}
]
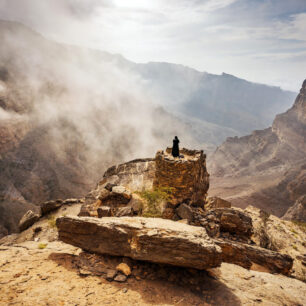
[{"left": 0, "top": 0, "right": 306, "bottom": 91}]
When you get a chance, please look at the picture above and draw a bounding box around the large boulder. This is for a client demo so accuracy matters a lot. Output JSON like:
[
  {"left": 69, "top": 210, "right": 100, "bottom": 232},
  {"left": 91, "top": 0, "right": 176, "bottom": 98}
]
[
  {"left": 176, "top": 204, "right": 194, "bottom": 222},
  {"left": 101, "top": 158, "right": 156, "bottom": 192},
  {"left": 40, "top": 200, "right": 63, "bottom": 215},
  {"left": 56, "top": 216, "right": 222, "bottom": 270},
  {"left": 18, "top": 210, "right": 40, "bottom": 232}
]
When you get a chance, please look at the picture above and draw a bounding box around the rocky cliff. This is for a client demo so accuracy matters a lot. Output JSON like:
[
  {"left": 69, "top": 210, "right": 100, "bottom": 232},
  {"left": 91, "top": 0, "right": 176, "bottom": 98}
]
[
  {"left": 209, "top": 79, "right": 306, "bottom": 219},
  {"left": 79, "top": 148, "right": 209, "bottom": 218}
]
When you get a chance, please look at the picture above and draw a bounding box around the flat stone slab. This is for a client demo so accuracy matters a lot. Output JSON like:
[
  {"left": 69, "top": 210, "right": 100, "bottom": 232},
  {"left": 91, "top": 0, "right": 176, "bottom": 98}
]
[
  {"left": 214, "top": 239, "right": 293, "bottom": 275},
  {"left": 56, "top": 216, "right": 222, "bottom": 270}
]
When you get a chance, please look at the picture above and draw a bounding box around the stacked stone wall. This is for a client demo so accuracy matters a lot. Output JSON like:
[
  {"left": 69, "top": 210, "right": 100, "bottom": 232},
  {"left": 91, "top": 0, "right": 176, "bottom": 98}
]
[{"left": 154, "top": 148, "right": 209, "bottom": 206}]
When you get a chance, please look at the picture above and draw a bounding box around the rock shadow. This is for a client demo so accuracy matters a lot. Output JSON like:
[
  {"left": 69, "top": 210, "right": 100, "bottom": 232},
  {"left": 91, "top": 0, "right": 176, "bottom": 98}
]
[{"left": 49, "top": 251, "right": 241, "bottom": 305}]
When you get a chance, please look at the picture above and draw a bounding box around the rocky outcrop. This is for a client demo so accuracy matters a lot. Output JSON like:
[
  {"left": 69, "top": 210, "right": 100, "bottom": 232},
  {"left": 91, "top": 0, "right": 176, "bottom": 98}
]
[
  {"left": 209, "top": 80, "right": 306, "bottom": 217},
  {"left": 154, "top": 148, "right": 209, "bottom": 206},
  {"left": 57, "top": 216, "right": 222, "bottom": 270},
  {"left": 79, "top": 148, "right": 210, "bottom": 217},
  {"left": 187, "top": 207, "right": 253, "bottom": 242},
  {"left": 101, "top": 158, "right": 156, "bottom": 192},
  {"left": 40, "top": 200, "right": 63, "bottom": 215},
  {"left": 214, "top": 208, "right": 253, "bottom": 238}
]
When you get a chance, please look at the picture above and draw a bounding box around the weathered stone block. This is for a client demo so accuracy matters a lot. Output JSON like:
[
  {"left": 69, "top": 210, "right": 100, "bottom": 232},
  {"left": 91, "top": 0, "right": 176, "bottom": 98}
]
[
  {"left": 97, "top": 207, "right": 111, "bottom": 218},
  {"left": 40, "top": 200, "right": 63, "bottom": 215},
  {"left": 214, "top": 239, "right": 293, "bottom": 275},
  {"left": 115, "top": 207, "right": 134, "bottom": 217},
  {"left": 176, "top": 204, "right": 194, "bottom": 222},
  {"left": 19, "top": 210, "right": 40, "bottom": 232},
  {"left": 154, "top": 148, "right": 209, "bottom": 206},
  {"left": 56, "top": 216, "right": 222, "bottom": 270}
]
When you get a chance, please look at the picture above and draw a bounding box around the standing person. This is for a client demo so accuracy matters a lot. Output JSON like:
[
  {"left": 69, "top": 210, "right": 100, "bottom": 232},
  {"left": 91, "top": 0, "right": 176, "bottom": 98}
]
[{"left": 172, "top": 136, "right": 180, "bottom": 157}]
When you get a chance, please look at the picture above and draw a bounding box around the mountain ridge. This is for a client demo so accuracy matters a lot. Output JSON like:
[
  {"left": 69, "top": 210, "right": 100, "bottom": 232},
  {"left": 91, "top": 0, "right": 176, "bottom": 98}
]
[{"left": 209, "top": 79, "right": 306, "bottom": 218}]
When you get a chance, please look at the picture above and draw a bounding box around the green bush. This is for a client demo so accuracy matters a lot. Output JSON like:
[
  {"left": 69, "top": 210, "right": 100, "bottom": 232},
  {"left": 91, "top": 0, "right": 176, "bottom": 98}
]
[
  {"left": 38, "top": 243, "right": 48, "bottom": 249},
  {"left": 48, "top": 215, "right": 57, "bottom": 228},
  {"left": 137, "top": 187, "right": 174, "bottom": 218}
]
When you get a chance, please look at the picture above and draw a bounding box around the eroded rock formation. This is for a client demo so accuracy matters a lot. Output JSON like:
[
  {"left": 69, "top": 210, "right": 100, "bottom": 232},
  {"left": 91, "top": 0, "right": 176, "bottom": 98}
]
[
  {"left": 56, "top": 216, "right": 223, "bottom": 270},
  {"left": 79, "top": 148, "right": 210, "bottom": 217},
  {"left": 154, "top": 148, "right": 209, "bottom": 206},
  {"left": 57, "top": 215, "right": 293, "bottom": 275}
]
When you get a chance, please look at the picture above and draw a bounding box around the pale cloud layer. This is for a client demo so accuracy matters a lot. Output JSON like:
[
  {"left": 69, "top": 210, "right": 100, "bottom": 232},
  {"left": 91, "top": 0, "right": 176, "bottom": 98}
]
[{"left": 0, "top": 0, "right": 305, "bottom": 91}]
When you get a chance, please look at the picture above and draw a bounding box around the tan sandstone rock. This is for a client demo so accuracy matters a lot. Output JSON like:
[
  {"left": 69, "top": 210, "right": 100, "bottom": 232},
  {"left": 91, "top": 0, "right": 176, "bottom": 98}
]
[
  {"left": 56, "top": 216, "right": 222, "bottom": 270},
  {"left": 205, "top": 196, "right": 231, "bottom": 210},
  {"left": 214, "top": 238, "right": 293, "bottom": 275},
  {"left": 116, "top": 263, "right": 131, "bottom": 276},
  {"left": 18, "top": 210, "right": 40, "bottom": 232}
]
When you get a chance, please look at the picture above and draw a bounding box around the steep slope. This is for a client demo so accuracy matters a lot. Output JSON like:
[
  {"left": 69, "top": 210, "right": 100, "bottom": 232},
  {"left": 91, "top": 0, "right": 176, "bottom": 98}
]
[{"left": 209, "top": 80, "right": 306, "bottom": 218}]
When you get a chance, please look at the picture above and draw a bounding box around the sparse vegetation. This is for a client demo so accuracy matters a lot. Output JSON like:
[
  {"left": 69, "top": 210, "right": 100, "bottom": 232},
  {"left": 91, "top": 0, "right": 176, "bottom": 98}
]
[
  {"left": 48, "top": 215, "right": 57, "bottom": 228},
  {"left": 289, "top": 227, "right": 300, "bottom": 238},
  {"left": 38, "top": 243, "right": 47, "bottom": 249},
  {"left": 291, "top": 220, "right": 306, "bottom": 233},
  {"left": 292, "top": 244, "right": 298, "bottom": 251},
  {"left": 136, "top": 187, "right": 175, "bottom": 218}
]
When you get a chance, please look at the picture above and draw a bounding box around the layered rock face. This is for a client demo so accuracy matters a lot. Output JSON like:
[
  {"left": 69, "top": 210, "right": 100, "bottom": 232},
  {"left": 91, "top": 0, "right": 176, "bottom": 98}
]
[
  {"left": 154, "top": 148, "right": 209, "bottom": 206},
  {"left": 57, "top": 216, "right": 222, "bottom": 270},
  {"left": 57, "top": 215, "right": 293, "bottom": 275},
  {"left": 209, "top": 80, "right": 306, "bottom": 219},
  {"left": 101, "top": 158, "right": 156, "bottom": 192}
]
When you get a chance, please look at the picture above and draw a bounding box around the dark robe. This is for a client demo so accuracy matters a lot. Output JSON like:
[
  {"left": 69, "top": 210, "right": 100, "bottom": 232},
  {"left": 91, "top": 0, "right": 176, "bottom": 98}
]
[{"left": 172, "top": 137, "right": 180, "bottom": 157}]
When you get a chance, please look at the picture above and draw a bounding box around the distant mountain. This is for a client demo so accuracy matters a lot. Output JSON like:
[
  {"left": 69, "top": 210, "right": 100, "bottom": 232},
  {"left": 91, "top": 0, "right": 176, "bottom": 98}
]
[
  {"left": 131, "top": 63, "right": 296, "bottom": 134},
  {"left": 209, "top": 80, "right": 306, "bottom": 219}
]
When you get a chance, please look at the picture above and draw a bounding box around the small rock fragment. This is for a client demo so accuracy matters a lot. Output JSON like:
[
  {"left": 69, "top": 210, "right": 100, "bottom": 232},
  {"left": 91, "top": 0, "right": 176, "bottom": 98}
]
[
  {"left": 79, "top": 269, "right": 92, "bottom": 276},
  {"left": 114, "top": 274, "right": 127, "bottom": 282},
  {"left": 115, "top": 207, "right": 134, "bottom": 217},
  {"left": 176, "top": 204, "right": 194, "bottom": 222},
  {"left": 105, "top": 183, "right": 116, "bottom": 191},
  {"left": 106, "top": 269, "right": 117, "bottom": 281},
  {"left": 116, "top": 263, "right": 131, "bottom": 276},
  {"left": 97, "top": 207, "right": 111, "bottom": 218}
]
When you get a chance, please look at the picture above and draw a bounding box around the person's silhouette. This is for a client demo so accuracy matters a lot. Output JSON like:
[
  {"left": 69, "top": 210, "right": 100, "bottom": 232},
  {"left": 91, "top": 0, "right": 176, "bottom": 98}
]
[{"left": 172, "top": 136, "right": 180, "bottom": 157}]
